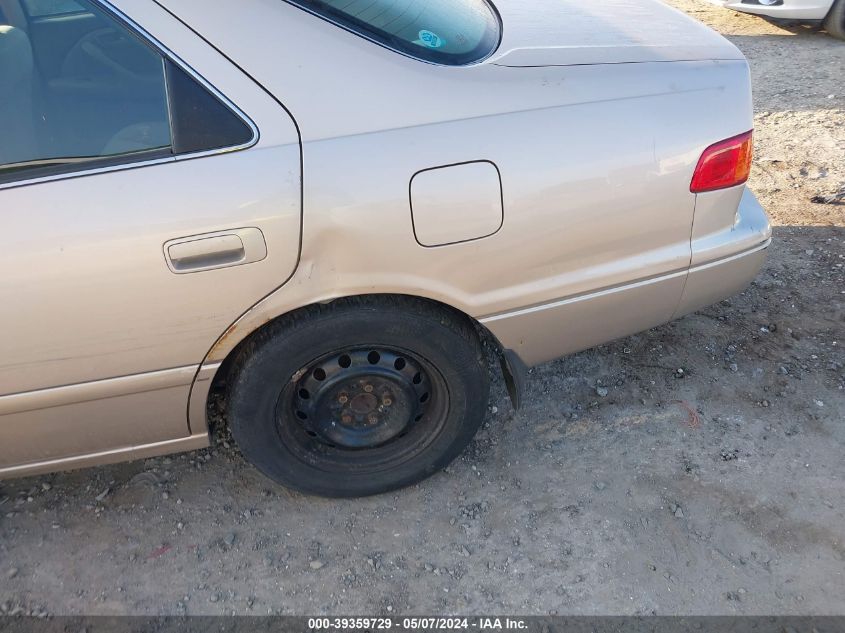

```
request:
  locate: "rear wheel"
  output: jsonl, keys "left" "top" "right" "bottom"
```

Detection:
{"left": 227, "top": 296, "right": 490, "bottom": 497}
{"left": 825, "top": 0, "right": 845, "bottom": 40}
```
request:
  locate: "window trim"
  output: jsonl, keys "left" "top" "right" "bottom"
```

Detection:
{"left": 283, "top": 0, "right": 503, "bottom": 67}
{"left": 0, "top": 0, "right": 259, "bottom": 191}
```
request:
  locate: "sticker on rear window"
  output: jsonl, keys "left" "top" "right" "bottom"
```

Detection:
{"left": 417, "top": 30, "right": 445, "bottom": 49}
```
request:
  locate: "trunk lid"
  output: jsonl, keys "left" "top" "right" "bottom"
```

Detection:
{"left": 489, "top": 0, "right": 744, "bottom": 67}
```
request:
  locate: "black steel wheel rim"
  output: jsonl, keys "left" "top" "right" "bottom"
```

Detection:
{"left": 275, "top": 346, "right": 450, "bottom": 472}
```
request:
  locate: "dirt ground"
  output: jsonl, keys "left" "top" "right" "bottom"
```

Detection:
{"left": 2, "top": 0, "right": 844, "bottom": 618}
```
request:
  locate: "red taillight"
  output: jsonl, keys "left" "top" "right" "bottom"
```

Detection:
{"left": 690, "top": 131, "right": 753, "bottom": 193}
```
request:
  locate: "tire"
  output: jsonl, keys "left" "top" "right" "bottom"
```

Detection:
{"left": 825, "top": 0, "right": 845, "bottom": 40}
{"left": 226, "top": 296, "right": 490, "bottom": 498}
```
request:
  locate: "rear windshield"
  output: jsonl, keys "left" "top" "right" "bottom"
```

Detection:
{"left": 284, "top": 0, "right": 501, "bottom": 66}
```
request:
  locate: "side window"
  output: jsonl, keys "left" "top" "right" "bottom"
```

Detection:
{"left": 0, "top": 0, "right": 254, "bottom": 185}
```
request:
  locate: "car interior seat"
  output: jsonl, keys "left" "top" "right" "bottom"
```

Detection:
{"left": 0, "top": 19, "right": 38, "bottom": 168}
{"left": 1, "top": 0, "right": 170, "bottom": 168}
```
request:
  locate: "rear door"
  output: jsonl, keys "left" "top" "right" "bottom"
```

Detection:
{"left": 0, "top": 0, "right": 301, "bottom": 469}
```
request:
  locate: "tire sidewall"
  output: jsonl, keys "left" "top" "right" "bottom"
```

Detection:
{"left": 825, "top": 0, "right": 845, "bottom": 39}
{"left": 228, "top": 304, "right": 488, "bottom": 497}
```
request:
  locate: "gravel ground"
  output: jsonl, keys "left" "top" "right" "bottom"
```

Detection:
{"left": 1, "top": 0, "right": 843, "bottom": 618}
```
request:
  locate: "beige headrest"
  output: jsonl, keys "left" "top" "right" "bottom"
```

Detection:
{"left": 0, "top": 25, "right": 33, "bottom": 86}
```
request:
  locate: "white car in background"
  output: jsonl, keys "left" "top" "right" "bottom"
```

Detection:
{"left": 711, "top": 0, "right": 845, "bottom": 38}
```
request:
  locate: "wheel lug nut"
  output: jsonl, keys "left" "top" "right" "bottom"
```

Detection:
{"left": 363, "top": 385, "right": 374, "bottom": 393}
{"left": 368, "top": 414, "right": 378, "bottom": 424}
{"left": 383, "top": 397, "right": 392, "bottom": 406}
{"left": 338, "top": 394, "right": 348, "bottom": 404}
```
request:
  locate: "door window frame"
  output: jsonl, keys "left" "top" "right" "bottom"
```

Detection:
{"left": 0, "top": 0, "right": 259, "bottom": 191}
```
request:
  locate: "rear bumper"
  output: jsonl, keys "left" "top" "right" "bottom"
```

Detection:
{"left": 482, "top": 189, "right": 771, "bottom": 368}
{"left": 675, "top": 188, "right": 771, "bottom": 318}
{"left": 674, "top": 239, "right": 770, "bottom": 319}
{"left": 709, "top": 0, "right": 833, "bottom": 20}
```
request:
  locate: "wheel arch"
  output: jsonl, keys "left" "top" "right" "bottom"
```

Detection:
{"left": 190, "top": 292, "right": 526, "bottom": 437}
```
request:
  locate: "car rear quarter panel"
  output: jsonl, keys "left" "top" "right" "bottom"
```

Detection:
{"left": 192, "top": 63, "right": 753, "bottom": 366}
{"left": 158, "top": 0, "right": 754, "bottom": 424}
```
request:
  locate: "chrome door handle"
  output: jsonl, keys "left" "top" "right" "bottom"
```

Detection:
{"left": 164, "top": 228, "right": 267, "bottom": 274}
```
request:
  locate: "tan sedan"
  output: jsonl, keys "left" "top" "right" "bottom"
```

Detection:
{"left": 0, "top": 0, "right": 771, "bottom": 496}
